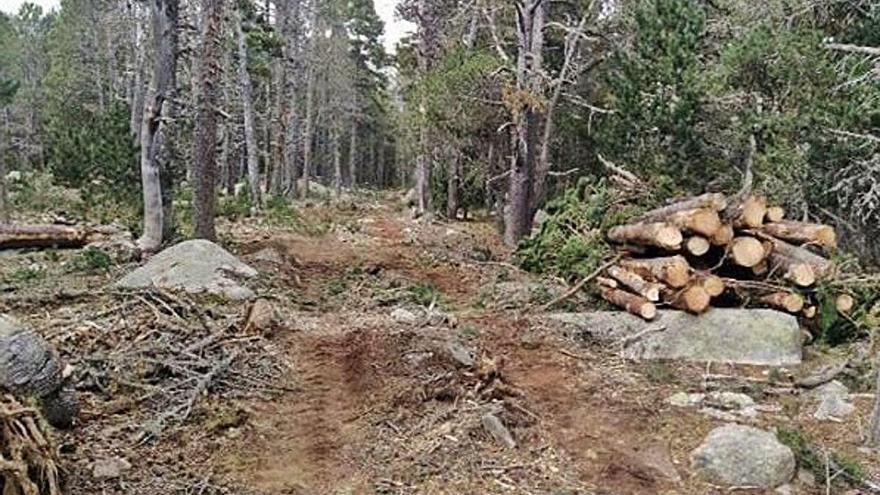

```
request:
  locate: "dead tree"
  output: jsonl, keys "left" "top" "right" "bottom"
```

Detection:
{"left": 138, "top": 0, "right": 179, "bottom": 252}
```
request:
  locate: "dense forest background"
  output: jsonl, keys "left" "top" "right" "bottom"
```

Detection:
{"left": 0, "top": 0, "right": 877, "bottom": 258}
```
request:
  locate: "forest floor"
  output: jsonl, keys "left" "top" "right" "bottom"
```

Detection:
{"left": 1, "top": 191, "right": 879, "bottom": 495}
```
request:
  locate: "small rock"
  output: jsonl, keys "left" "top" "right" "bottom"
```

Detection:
{"left": 706, "top": 392, "right": 755, "bottom": 411}
{"left": 249, "top": 247, "right": 285, "bottom": 265}
{"left": 481, "top": 413, "right": 516, "bottom": 449}
{"left": 691, "top": 424, "right": 795, "bottom": 489}
{"left": 667, "top": 392, "right": 705, "bottom": 408}
{"left": 391, "top": 308, "right": 419, "bottom": 325}
{"left": 808, "top": 380, "right": 855, "bottom": 420}
{"left": 92, "top": 457, "right": 132, "bottom": 480}
{"left": 444, "top": 341, "right": 476, "bottom": 368}
{"left": 243, "top": 298, "right": 279, "bottom": 334}
{"left": 775, "top": 484, "right": 794, "bottom": 495}
{"left": 797, "top": 469, "right": 816, "bottom": 487}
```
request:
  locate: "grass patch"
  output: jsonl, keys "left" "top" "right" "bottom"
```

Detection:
{"left": 68, "top": 247, "right": 113, "bottom": 273}
{"left": 776, "top": 426, "right": 867, "bottom": 488}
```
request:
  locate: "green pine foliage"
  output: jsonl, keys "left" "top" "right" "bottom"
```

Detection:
{"left": 44, "top": 101, "right": 139, "bottom": 207}
{"left": 516, "top": 178, "right": 639, "bottom": 281}
{"left": 597, "top": 0, "right": 710, "bottom": 196}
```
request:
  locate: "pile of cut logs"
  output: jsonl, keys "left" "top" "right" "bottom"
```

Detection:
{"left": 598, "top": 192, "right": 844, "bottom": 320}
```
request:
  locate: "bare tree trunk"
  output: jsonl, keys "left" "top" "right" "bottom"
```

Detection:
{"left": 193, "top": 0, "right": 225, "bottom": 240}
{"left": 0, "top": 114, "right": 7, "bottom": 223}
{"left": 413, "top": 0, "right": 442, "bottom": 217}
{"left": 234, "top": 8, "right": 261, "bottom": 208}
{"left": 504, "top": 0, "right": 545, "bottom": 246}
{"left": 447, "top": 153, "right": 460, "bottom": 220}
{"left": 348, "top": 122, "right": 357, "bottom": 189}
{"left": 130, "top": 6, "right": 147, "bottom": 142}
{"left": 872, "top": 358, "right": 880, "bottom": 446}
{"left": 300, "top": 66, "right": 317, "bottom": 199}
{"left": 332, "top": 128, "right": 342, "bottom": 198}
{"left": 138, "top": 0, "right": 179, "bottom": 252}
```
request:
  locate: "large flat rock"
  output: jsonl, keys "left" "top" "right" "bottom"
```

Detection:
{"left": 545, "top": 309, "right": 802, "bottom": 366}
{"left": 115, "top": 240, "right": 258, "bottom": 300}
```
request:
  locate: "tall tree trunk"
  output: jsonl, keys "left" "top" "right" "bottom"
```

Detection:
{"left": 348, "top": 122, "right": 357, "bottom": 189}
{"left": 504, "top": 0, "right": 545, "bottom": 246}
{"left": 332, "top": 128, "right": 342, "bottom": 198}
{"left": 0, "top": 109, "right": 7, "bottom": 223}
{"left": 234, "top": 8, "right": 262, "bottom": 208}
{"left": 300, "top": 65, "right": 317, "bottom": 199}
{"left": 413, "top": 0, "right": 442, "bottom": 217}
{"left": 138, "top": 0, "right": 179, "bottom": 252}
{"left": 872, "top": 358, "right": 880, "bottom": 446}
{"left": 447, "top": 153, "right": 460, "bottom": 220}
{"left": 193, "top": 0, "right": 225, "bottom": 240}
{"left": 130, "top": 6, "right": 147, "bottom": 143}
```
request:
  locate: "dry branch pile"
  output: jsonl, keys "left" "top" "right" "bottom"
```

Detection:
{"left": 43, "top": 290, "right": 291, "bottom": 442}
{"left": 0, "top": 394, "right": 61, "bottom": 495}
{"left": 598, "top": 192, "right": 845, "bottom": 320}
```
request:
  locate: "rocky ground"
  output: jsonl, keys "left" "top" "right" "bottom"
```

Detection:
{"left": 1, "top": 191, "right": 879, "bottom": 494}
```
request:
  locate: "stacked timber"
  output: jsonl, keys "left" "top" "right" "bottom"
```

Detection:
{"left": 598, "top": 192, "right": 849, "bottom": 320}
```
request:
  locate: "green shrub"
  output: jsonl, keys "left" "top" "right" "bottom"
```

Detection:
{"left": 516, "top": 178, "right": 638, "bottom": 281}
{"left": 68, "top": 247, "right": 112, "bottom": 273}
{"left": 777, "top": 426, "right": 866, "bottom": 488}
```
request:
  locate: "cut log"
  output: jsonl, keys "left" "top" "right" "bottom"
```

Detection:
{"left": 637, "top": 193, "right": 727, "bottom": 222}
{"left": 607, "top": 222, "right": 683, "bottom": 250}
{"left": 662, "top": 284, "right": 710, "bottom": 314}
{"left": 762, "top": 236, "right": 831, "bottom": 276}
{"left": 761, "top": 221, "right": 837, "bottom": 249}
{"left": 606, "top": 265, "right": 662, "bottom": 302}
{"left": 757, "top": 291, "right": 805, "bottom": 314}
{"left": 709, "top": 224, "right": 734, "bottom": 246}
{"left": 619, "top": 256, "right": 691, "bottom": 289}
{"left": 0, "top": 223, "right": 123, "bottom": 250}
{"left": 600, "top": 287, "right": 657, "bottom": 320}
{"left": 730, "top": 236, "right": 766, "bottom": 268}
{"left": 803, "top": 306, "right": 817, "bottom": 319}
{"left": 596, "top": 276, "right": 618, "bottom": 289}
{"left": 752, "top": 259, "right": 769, "bottom": 276}
{"left": 731, "top": 195, "right": 767, "bottom": 229}
{"left": 664, "top": 209, "right": 722, "bottom": 237}
{"left": 685, "top": 236, "right": 711, "bottom": 256}
{"left": 765, "top": 206, "right": 785, "bottom": 223}
{"left": 768, "top": 253, "right": 816, "bottom": 287}
{"left": 836, "top": 294, "right": 855, "bottom": 313}
{"left": 698, "top": 274, "right": 725, "bottom": 298}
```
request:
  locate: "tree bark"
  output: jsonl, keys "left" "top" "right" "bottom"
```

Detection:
{"left": 193, "top": 0, "right": 225, "bottom": 240}
{"left": 138, "top": 0, "right": 179, "bottom": 252}
{"left": 504, "top": 0, "right": 545, "bottom": 245}
{"left": 348, "top": 122, "right": 358, "bottom": 189}
{"left": 447, "top": 153, "right": 460, "bottom": 220}
{"left": 871, "top": 358, "right": 880, "bottom": 446}
{"left": 607, "top": 222, "right": 683, "bottom": 250}
{"left": 332, "top": 128, "right": 342, "bottom": 198}
{"left": 600, "top": 287, "right": 657, "bottom": 320}
{"left": 234, "top": 7, "right": 261, "bottom": 208}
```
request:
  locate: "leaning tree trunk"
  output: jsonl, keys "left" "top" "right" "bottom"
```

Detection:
{"left": 138, "top": 0, "right": 179, "bottom": 252}
{"left": 193, "top": 0, "right": 225, "bottom": 241}
{"left": 234, "top": 7, "right": 261, "bottom": 208}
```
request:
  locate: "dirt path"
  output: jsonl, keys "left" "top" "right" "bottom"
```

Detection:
{"left": 211, "top": 197, "right": 877, "bottom": 495}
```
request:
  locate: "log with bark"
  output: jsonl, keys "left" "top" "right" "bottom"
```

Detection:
{"left": 585, "top": 189, "right": 846, "bottom": 321}
{"left": 0, "top": 224, "right": 125, "bottom": 250}
{"left": 607, "top": 222, "right": 683, "bottom": 250}
{"left": 606, "top": 265, "right": 662, "bottom": 302}
{"left": 619, "top": 255, "right": 691, "bottom": 288}
{"left": 760, "top": 220, "right": 837, "bottom": 249}
{"left": 600, "top": 287, "right": 657, "bottom": 320}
